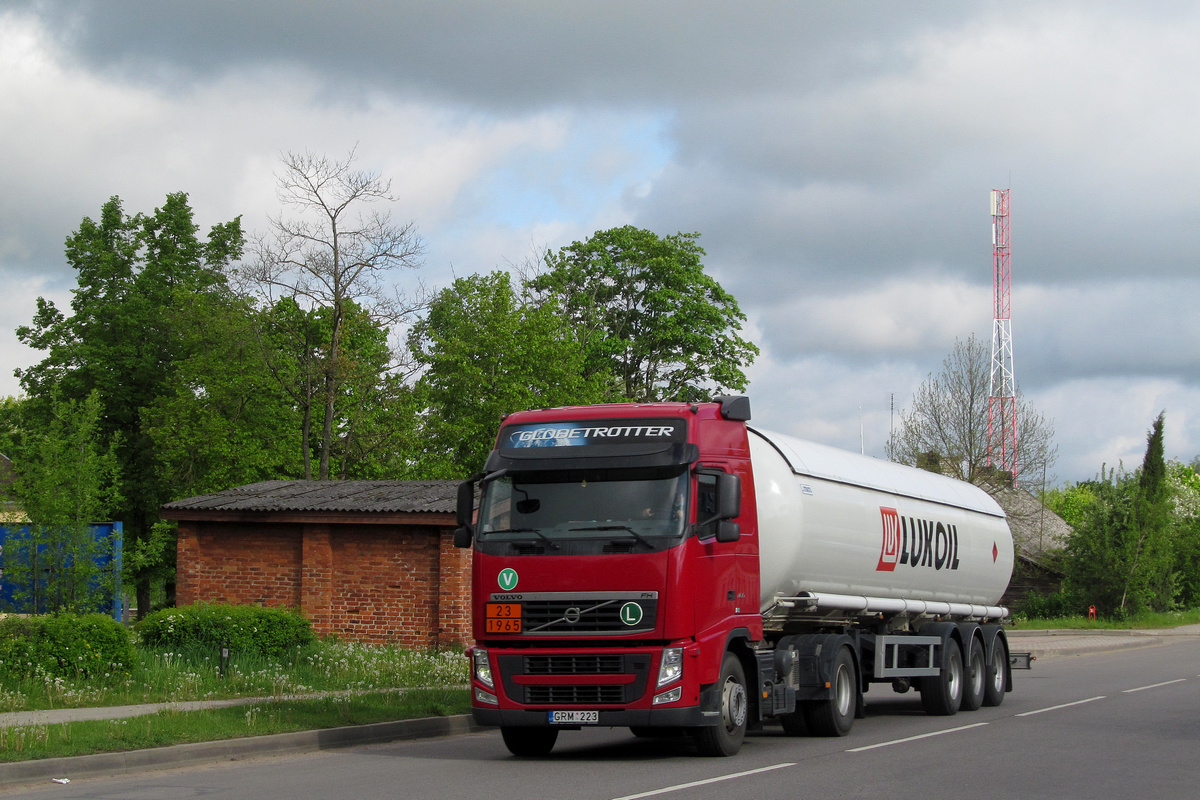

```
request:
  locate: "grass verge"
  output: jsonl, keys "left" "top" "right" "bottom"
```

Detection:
{"left": 1, "top": 641, "right": 467, "bottom": 712}
{"left": 0, "top": 688, "right": 470, "bottom": 763}
{"left": 1011, "top": 607, "right": 1200, "bottom": 630}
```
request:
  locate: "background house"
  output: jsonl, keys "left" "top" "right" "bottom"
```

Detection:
{"left": 162, "top": 480, "right": 471, "bottom": 647}
{"left": 993, "top": 487, "right": 1071, "bottom": 609}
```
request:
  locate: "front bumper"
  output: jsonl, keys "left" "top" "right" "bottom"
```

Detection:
{"left": 473, "top": 705, "right": 719, "bottom": 728}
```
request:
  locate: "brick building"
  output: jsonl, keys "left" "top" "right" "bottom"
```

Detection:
{"left": 162, "top": 480, "right": 472, "bottom": 647}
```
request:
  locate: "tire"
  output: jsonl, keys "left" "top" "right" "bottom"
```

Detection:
{"left": 500, "top": 726, "right": 559, "bottom": 757}
{"left": 961, "top": 637, "right": 986, "bottom": 712}
{"left": 983, "top": 636, "right": 1008, "bottom": 707}
{"left": 919, "top": 639, "right": 963, "bottom": 716}
{"left": 630, "top": 726, "right": 684, "bottom": 738}
{"left": 779, "top": 711, "right": 807, "bottom": 736}
{"left": 801, "top": 646, "right": 856, "bottom": 737}
{"left": 693, "top": 653, "right": 748, "bottom": 757}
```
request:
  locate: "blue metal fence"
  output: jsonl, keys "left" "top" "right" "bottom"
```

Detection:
{"left": 0, "top": 521, "right": 124, "bottom": 620}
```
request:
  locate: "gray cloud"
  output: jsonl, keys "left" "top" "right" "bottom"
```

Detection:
{"left": 4, "top": 1, "right": 1200, "bottom": 482}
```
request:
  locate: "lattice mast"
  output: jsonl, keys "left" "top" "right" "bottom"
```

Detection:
{"left": 987, "top": 188, "right": 1018, "bottom": 485}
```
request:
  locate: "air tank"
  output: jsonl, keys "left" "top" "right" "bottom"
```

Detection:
{"left": 749, "top": 427, "right": 1014, "bottom": 611}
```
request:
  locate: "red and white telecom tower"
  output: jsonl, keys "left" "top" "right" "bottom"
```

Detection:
{"left": 987, "top": 188, "right": 1018, "bottom": 484}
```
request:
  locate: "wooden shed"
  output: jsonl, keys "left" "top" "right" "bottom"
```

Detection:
{"left": 162, "top": 480, "right": 472, "bottom": 647}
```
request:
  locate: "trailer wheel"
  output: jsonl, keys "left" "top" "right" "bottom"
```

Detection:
{"left": 919, "top": 639, "right": 963, "bottom": 716}
{"left": 779, "top": 711, "right": 807, "bottom": 736}
{"left": 500, "top": 726, "right": 558, "bottom": 757}
{"left": 961, "top": 637, "right": 986, "bottom": 711}
{"left": 693, "top": 653, "right": 748, "bottom": 756}
{"left": 983, "top": 636, "right": 1008, "bottom": 707}
{"left": 801, "top": 646, "right": 856, "bottom": 737}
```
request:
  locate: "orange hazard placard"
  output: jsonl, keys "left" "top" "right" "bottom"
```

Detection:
{"left": 486, "top": 603, "right": 521, "bottom": 633}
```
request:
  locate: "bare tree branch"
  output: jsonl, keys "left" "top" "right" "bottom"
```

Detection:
{"left": 244, "top": 149, "right": 425, "bottom": 479}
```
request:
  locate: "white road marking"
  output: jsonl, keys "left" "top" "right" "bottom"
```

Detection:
{"left": 609, "top": 762, "right": 796, "bottom": 800}
{"left": 1123, "top": 679, "right": 1187, "bottom": 693}
{"left": 1016, "top": 696, "right": 1106, "bottom": 716}
{"left": 846, "top": 722, "right": 988, "bottom": 752}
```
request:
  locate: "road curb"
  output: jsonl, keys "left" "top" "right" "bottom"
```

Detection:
{"left": 1007, "top": 632, "right": 1171, "bottom": 660}
{"left": 0, "top": 714, "right": 482, "bottom": 790}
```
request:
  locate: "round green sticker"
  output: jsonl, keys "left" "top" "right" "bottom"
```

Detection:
{"left": 619, "top": 602, "right": 643, "bottom": 626}
{"left": 497, "top": 568, "right": 519, "bottom": 591}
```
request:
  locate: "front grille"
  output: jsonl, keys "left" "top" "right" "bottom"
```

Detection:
{"left": 526, "top": 685, "right": 626, "bottom": 705}
{"left": 523, "top": 599, "right": 657, "bottom": 633}
{"left": 497, "top": 653, "right": 652, "bottom": 706}
{"left": 525, "top": 655, "right": 624, "bottom": 674}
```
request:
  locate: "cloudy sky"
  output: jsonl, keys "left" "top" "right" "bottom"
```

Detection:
{"left": 3, "top": 1, "right": 1199, "bottom": 484}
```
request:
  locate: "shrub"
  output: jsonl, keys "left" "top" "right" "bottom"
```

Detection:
{"left": 1019, "top": 588, "right": 1080, "bottom": 620}
{"left": 137, "top": 603, "right": 315, "bottom": 657}
{"left": 0, "top": 613, "right": 136, "bottom": 678}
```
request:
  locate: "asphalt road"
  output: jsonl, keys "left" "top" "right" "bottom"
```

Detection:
{"left": 5, "top": 638, "right": 1198, "bottom": 800}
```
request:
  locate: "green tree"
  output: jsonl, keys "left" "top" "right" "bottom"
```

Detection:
{"left": 250, "top": 296, "right": 411, "bottom": 479}
{"left": 1042, "top": 482, "right": 1100, "bottom": 532}
{"left": 246, "top": 149, "right": 424, "bottom": 479}
{"left": 3, "top": 391, "right": 121, "bottom": 613}
{"left": 15, "top": 193, "right": 244, "bottom": 616}
{"left": 888, "top": 333, "right": 1057, "bottom": 488}
{"left": 142, "top": 288, "right": 301, "bottom": 497}
{"left": 1064, "top": 413, "right": 1177, "bottom": 617}
{"left": 408, "top": 271, "right": 612, "bottom": 477}
{"left": 1167, "top": 460, "right": 1200, "bottom": 607}
{"left": 527, "top": 226, "right": 758, "bottom": 402}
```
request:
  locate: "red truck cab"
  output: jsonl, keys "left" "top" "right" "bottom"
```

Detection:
{"left": 455, "top": 397, "right": 759, "bottom": 756}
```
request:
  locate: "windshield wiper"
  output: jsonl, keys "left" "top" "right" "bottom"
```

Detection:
{"left": 489, "top": 527, "right": 560, "bottom": 550}
{"left": 568, "top": 525, "right": 653, "bottom": 548}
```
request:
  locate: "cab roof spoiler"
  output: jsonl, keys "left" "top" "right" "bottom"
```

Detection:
{"left": 714, "top": 395, "right": 751, "bottom": 422}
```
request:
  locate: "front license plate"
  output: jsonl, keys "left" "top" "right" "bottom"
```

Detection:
{"left": 548, "top": 710, "right": 598, "bottom": 725}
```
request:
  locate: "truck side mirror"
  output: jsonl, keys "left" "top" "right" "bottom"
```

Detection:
{"left": 715, "top": 520, "right": 740, "bottom": 543}
{"left": 717, "top": 473, "right": 741, "bottom": 520}
{"left": 454, "top": 475, "right": 480, "bottom": 548}
{"left": 453, "top": 526, "right": 473, "bottom": 548}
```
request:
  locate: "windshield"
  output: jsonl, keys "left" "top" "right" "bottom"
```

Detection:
{"left": 478, "top": 469, "right": 688, "bottom": 542}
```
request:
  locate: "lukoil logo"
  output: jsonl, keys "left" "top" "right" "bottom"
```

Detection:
{"left": 876, "top": 506, "right": 961, "bottom": 572}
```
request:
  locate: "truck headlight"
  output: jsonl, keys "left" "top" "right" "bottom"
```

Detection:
{"left": 657, "top": 647, "right": 683, "bottom": 688}
{"left": 473, "top": 648, "right": 494, "bottom": 688}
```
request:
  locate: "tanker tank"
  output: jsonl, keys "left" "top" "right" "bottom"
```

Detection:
{"left": 749, "top": 427, "right": 1014, "bottom": 612}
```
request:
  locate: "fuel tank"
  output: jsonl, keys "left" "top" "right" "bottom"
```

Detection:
{"left": 749, "top": 428, "right": 1014, "bottom": 609}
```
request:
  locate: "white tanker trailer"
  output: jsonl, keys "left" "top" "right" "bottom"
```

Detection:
{"left": 743, "top": 426, "right": 1021, "bottom": 737}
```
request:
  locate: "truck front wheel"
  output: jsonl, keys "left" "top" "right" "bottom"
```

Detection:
{"left": 693, "top": 653, "right": 748, "bottom": 757}
{"left": 801, "top": 646, "right": 856, "bottom": 736}
{"left": 500, "top": 726, "right": 558, "bottom": 757}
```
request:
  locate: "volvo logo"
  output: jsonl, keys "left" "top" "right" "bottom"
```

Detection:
{"left": 564, "top": 607, "right": 581, "bottom": 624}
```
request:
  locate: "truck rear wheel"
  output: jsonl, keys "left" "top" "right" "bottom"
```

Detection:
{"left": 983, "top": 636, "right": 1008, "bottom": 707}
{"left": 500, "top": 726, "right": 558, "bottom": 757}
{"left": 693, "top": 653, "right": 747, "bottom": 757}
{"left": 962, "top": 637, "right": 986, "bottom": 711}
{"left": 919, "top": 639, "right": 963, "bottom": 716}
{"left": 801, "top": 646, "right": 856, "bottom": 737}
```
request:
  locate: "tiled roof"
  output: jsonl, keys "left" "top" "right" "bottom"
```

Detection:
{"left": 162, "top": 480, "right": 459, "bottom": 515}
{"left": 990, "top": 486, "right": 1072, "bottom": 566}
